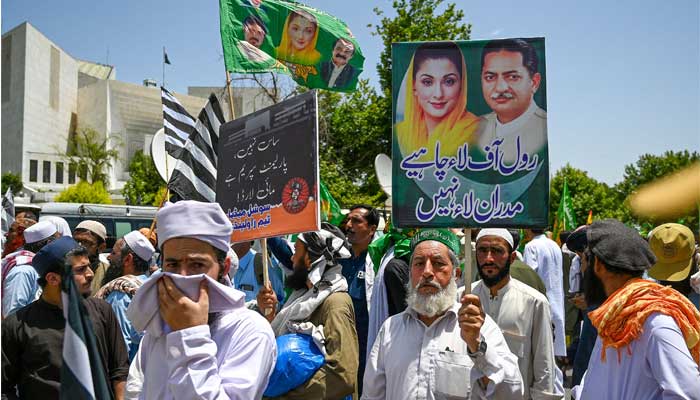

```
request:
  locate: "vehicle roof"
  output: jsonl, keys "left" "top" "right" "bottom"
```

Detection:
{"left": 40, "top": 202, "right": 157, "bottom": 218}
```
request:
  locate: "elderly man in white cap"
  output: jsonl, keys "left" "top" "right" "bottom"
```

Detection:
{"left": 2, "top": 220, "right": 60, "bottom": 317}
{"left": 95, "top": 230, "right": 155, "bottom": 361}
{"left": 472, "top": 228, "right": 562, "bottom": 400}
{"left": 125, "top": 201, "right": 276, "bottom": 400}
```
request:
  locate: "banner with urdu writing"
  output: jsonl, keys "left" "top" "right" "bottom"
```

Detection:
{"left": 391, "top": 38, "right": 548, "bottom": 228}
{"left": 217, "top": 90, "right": 320, "bottom": 242}
{"left": 220, "top": 0, "right": 364, "bottom": 92}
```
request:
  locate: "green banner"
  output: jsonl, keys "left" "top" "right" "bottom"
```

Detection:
{"left": 220, "top": 0, "right": 364, "bottom": 92}
{"left": 391, "top": 38, "right": 548, "bottom": 228}
{"left": 553, "top": 179, "right": 576, "bottom": 244}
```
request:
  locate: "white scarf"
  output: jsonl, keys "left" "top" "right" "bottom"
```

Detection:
{"left": 271, "top": 263, "right": 347, "bottom": 337}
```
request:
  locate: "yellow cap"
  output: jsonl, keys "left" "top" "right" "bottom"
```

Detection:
{"left": 648, "top": 223, "right": 695, "bottom": 281}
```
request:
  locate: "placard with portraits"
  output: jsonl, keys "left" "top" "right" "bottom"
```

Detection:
{"left": 391, "top": 38, "right": 548, "bottom": 228}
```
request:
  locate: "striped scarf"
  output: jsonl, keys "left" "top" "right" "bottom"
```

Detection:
{"left": 93, "top": 274, "right": 144, "bottom": 299}
{"left": 589, "top": 278, "right": 700, "bottom": 364}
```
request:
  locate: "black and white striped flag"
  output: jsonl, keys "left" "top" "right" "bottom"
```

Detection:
{"left": 163, "top": 90, "right": 225, "bottom": 202}
{"left": 60, "top": 259, "right": 112, "bottom": 399}
{"left": 161, "top": 87, "right": 196, "bottom": 159}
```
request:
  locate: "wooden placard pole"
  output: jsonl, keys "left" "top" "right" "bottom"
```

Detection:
{"left": 462, "top": 228, "right": 472, "bottom": 294}
{"left": 226, "top": 70, "right": 271, "bottom": 314}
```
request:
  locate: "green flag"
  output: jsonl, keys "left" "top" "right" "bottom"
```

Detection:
{"left": 319, "top": 180, "right": 344, "bottom": 225}
{"left": 552, "top": 179, "right": 577, "bottom": 245}
{"left": 219, "top": 0, "right": 365, "bottom": 92}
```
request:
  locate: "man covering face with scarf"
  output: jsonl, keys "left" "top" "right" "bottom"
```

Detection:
{"left": 573, "top": 219, "right": 700, "bottom": 399}
{"left": 257, "top": 222, "right": 359, "bottom": 399}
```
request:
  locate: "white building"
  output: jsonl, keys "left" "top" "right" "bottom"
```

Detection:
{"left": 1, "top": 22, "right": 274, "bottom": 201}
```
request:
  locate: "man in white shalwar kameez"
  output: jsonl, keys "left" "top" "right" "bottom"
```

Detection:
{"left": 472, "top": 229, "right": 563, "bottom": 400}
{"left": 523, "top": 229, "right": 566, "bottom": 357}
{"left": 125, "top": 201, "right": 276, "bottom": 400}
{"left": 362, "top": 229, "right": 523, "bottom": 400}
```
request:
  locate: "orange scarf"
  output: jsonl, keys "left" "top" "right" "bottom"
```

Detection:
{"left": 589, "top": 278, "right": 700, "bottom": 364}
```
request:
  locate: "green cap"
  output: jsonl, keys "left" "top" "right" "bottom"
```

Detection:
{"left": 410, "top": 229, "right": 460, "bottom": 255}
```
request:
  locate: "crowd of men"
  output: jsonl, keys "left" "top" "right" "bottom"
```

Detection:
{"left": 2, "top": 201, "right": 699, "bottom": 399}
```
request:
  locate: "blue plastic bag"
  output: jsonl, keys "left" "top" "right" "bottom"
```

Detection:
{"left": 263, "top": 333, "right": 325, "bottom": 397}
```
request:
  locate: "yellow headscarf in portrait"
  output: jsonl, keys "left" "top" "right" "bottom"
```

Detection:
{"left": 396, "top": 45, "right": 480, "bottom": 160}
{"left": 275, "top": 10, "right": 321, "bottom": 66}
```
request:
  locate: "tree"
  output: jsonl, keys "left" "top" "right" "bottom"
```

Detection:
{"left": 616, "top": 150, "right": 699, "bottom": 233}
{"left": 55, "top": 181, "right": 112, "bottom": 204}
{"left": 122, "top": 150, "right": 165, "bottom": 206}
{"left": 370, "top": 0, "right": 471, "bottom": 94}
{"left": 1, "top": 172, "right": 23, "bottom": 195}
{"left": 59, "top": 127, "right": 120, "bottom": 187}
{"left": 549, "top": 164, "right": 623, "bottom": 228}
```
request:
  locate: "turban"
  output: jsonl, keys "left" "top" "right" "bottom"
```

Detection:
{"left": 157, "top": 201, "right": 232, "bottom": 253}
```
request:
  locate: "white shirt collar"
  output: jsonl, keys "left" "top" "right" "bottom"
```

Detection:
{"left": 494, "top": 99, "right": 538, "bottom": 137}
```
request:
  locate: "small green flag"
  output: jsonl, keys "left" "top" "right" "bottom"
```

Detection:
{"left": 552, "top": 179, "right": 577, "bottom": 245}
{"left": 319, "top": 181, "right": 344, "bottom": 225}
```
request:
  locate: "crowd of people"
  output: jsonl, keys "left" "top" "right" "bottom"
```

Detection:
{"left": 1, "top": 201, "right": 699, "bottom": 399}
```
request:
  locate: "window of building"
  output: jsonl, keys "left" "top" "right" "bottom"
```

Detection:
{"left": 56, "top": 162, "right": 64, "bottom": 184}
{"left": 50, "top": 46, "right": 60, "bottom": 110}
{"left": 68, "top": 162, "right": 76, "bottom": 184}
{"left": 2, "top": 36, "right": 11, "bottom": 103}
{"left": 29, "top": 160, "right": 38, "bottom": 182}
{"left": 43, "top": 161, "right": 51, "bottom": 183}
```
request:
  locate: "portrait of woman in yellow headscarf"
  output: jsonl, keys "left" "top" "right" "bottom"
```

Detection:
{"left": 396, "top": 42, "right": 480, "bottom": 159}
{"left": 275, "top": 9, "right": 321, "bottom": 66}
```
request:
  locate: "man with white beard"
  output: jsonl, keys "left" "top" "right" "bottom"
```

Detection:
{"left": 362, "top": 229, "right": 523, "bottom": 400}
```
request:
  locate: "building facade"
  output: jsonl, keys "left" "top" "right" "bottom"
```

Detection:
{"left": 2, "top": 22, "right": 274, "bottom": 201}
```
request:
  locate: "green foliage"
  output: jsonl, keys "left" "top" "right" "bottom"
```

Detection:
{"left": 60, "top": 127, "right": 120, "bottom": 187}
{"left": 1, "top": 172, "right": 23, "bottom": 195}
{"left": 549, "top": 150, "right": 700, "bottom": 233}
{"left": 616, "top": 150, "right": 699, "bottom": 233}
{"left": 55, "top": 181, "right": 112, "bottom": 204}
{"left": 370, "top": 0, "right": 471, "bottom": 94}
{"left": 122, "top": 150, "right": 166, "bottom": 206}
{"left": 549, "top": 165, "right": 623, "bottom": 228}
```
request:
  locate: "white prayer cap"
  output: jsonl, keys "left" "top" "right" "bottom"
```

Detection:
{"left": 24, "top": 220, "right": 58, "bottom": 244}
{"left": 40, "top": 216, "right": 72, "bottom": 237}
{"left": 476, "top": 228, "right": 514, "bottom": 250}
{"left": 156, "top": 201, "right": 232, "bottom": 253}
{"left": 123, "top": 230, "right": 155, "bottom": 262}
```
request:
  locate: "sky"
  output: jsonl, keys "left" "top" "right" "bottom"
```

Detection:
{"left": 3, "top": 0, "right": 699, "bottom": 186}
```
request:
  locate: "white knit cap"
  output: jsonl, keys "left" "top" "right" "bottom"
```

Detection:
{"left": 475, "top": 228, "right": 514, "bottom": 250}
{"left": 24, "top": 220, "right": 58, "bottom": 244}
{"left": 157, "top": 201, "right": 232, "bottom": 253}
{"left": 123, "top": 231, "right": 155, "bottom": 262}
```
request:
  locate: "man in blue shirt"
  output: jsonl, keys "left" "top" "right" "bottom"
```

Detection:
{"left": 2, "top": 220, "right": 59, "bottom": 317}
{"left": 339, "top": 204, "right": 378, "bottom": 394}
{"left": 232, "top": 240, "right": 285, "bottom": 307}
{"left": 95, "top": 230, "right": 155, "bottom": 361}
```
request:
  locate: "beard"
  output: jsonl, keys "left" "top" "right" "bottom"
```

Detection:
{"left": 102, "top": 257, "right": 124, "bottom": 287}
{"left": 582, "top": 255, "right": 607, "bottom": 307}
{"left": 286, "top": 263, "right": 310, "bottom": 291}
{"left": 405, "top": 278, "right": 458, "bottom": 318}
{"left": 477, "top": 258, "right": 511, "bottom": 288}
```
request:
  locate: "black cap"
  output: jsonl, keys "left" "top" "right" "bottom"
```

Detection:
{"left": 566, "top": 225, "right": 588, "bottom": 253}
{"left": 587, "top": 219, "right": 656, "bottom": 271}
{"left": 33, "top": 236, "right": 80, "bottom": 276}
